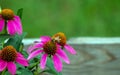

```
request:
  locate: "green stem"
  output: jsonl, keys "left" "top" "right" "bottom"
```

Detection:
{"left": 28, "top": 60, "right": 40, "bottom": 70}
{"left": 27, "top": 58, "right": 40, "bottom": 75}
{"left": 1, "top": 69, "right": 6, "bottom": 75}
{"left": 1, "top": 41, "right": 4, "bottom": 48}
{"left": 19, "top": 43, "right": 24, "bottom": 52}
{"left": 4, "top": 21, "right": 8, "bottom": 34}
{"left": 34, "top": 65, "right": 39, "bottom": 75}
{"left": 0, "top": 40, "right": 5, "bottom": 49}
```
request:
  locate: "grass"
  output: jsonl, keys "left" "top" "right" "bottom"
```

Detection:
{"left": 1, "top": 0, "right": 120, "bottom": 38}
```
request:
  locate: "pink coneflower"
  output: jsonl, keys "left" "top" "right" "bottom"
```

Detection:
{"left": 27, "top": 36, "right": 70, "bottom": 72}
{"left": 52, "top": 32, "right": 76, "bottom": 55}
{"left": 0, "top": 46, "right": 28, "bottom": 75}
{"left": 0, "top": 9, "right": 22, "bottom": 35}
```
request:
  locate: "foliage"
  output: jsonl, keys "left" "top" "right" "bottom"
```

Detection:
{"left": 1, "top": 0, "right": 120, "bottom": 37}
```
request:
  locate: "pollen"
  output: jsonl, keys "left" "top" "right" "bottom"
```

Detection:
{"left": 52, "top": 32, "right": 66, "bottom": 47}
{"left": 1, "top": 9, "right": 14, "bottom": 20}
{"left": 43, "top": 41, "right": 57, "bottom": 55}
{"left": 0, "top": 45, "right": 17, "bottom": 62}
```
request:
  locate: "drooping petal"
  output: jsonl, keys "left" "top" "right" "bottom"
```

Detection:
{"left": 64, "top": 44, "right": 76, "bottom": 55}
{"left": 17, "top": 52, "right": 24, "bottom": 58}
{"left": 7, "top": 20, "right": 16, "bottom": 35}
{"left": 40, "top": 54, "right": 48, "bottom": 69}
{"left": 27, "top": 43, "right": 43, "bottom": 54}
{"left": 0, "top": 59, "right": 7, "bottom": 71}
{"left": 52, "top": 55, "right": 62, "bottom": 72}
{"left": 7, "top": 62, "right": 16, "bottom": 75}
{"left": 33, "top": 43, "right": 44, "bottom": 49}
{"left": 14, "top": 16, "right": 22, "bottom": 35}
{"left": 16, "top": 53, "right": 28, "bottom": 66}
{"left": 27, "top": 50, "right": 43, "bottom": 60}
{"left": 0, "top": 19, "right": 5, "bottom": 32}
{"left": 57, "top": 48, "right": 70, "bottom": 64}
{"left": 40, "top": 36, "right": 51, "bottom": 43}
{"left": 27, "top": 45, "right": 34, "bottom": 54}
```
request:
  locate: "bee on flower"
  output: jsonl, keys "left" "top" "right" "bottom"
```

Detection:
{"left": 52, "top": 32, "right": 76, "bottom": 55}
{"left": 27, "top": 36, "right": 70, "bottom": 72}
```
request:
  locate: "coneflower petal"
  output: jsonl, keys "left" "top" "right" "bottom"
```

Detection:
{"left": 7, "top": 20, "right": 16, "bottom": 35}
{"left": 53, "top": 55, "right": 62, "bottom": 72}
{"left": 40, "top": 54, "right": 48, "bottom": 69}
{"left": 16, "top": 53, "right": 28, "bottom": 66}
{"left": 64, "top": 44, "right": 76, "bottom": 55}
{"left": 14, "top": 16, "right": 22, "bottom": 35}
{"left": 0, "top": 59, "right": 7, "bottom": 71}
{"left": 0, "top": 18, "right": 4, "bottom": 32}
{"left": 57, "top": 48, "right": 70, "bottom": 64}
{"left": 7, "top": 62, "right": 16, "bottom": 75}
{"left": 27, "top": 50, "right": 43, "bottom": 60}
{"left": 40, "top": 36, "right": 51, "bottom": 43}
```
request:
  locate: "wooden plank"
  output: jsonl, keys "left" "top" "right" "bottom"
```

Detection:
{"left": 23, "top": 37, "right": 120, "bottom": 45}
{"left": 24, "top": 38, "right": 120, "bottom": 75}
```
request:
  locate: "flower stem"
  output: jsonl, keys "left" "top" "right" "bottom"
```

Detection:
{"left": 27, "top": 58, "right": 41, "bottom": 75}
{"left": 33, "top": 65, "right": 39, "bottom": 75}
{"left": 4, "top": 21, "right": 8, "bottom": 34}
{"left": 28, "top": 60, "right": 40, "bottom": 70}
{"left": 1, "top": 69, "right": 6, "bottom": 75}
{"left": 19, "top": 43, "right": 24, "bottom": 53}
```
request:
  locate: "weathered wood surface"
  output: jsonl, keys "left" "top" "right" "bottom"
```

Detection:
{"left": 24, "top": 38, "right": 120, "bottom": 75}
{"left": 61, "top": 44, "right": 120, "bottom": 75}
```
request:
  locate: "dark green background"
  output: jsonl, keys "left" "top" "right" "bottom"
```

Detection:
{"left": 0, "top": 0, "right": 120, "bottom": 38}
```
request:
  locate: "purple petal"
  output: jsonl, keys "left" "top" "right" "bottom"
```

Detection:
{"left": 7, "top": 62, "right": 16, "bottom": 75}
{"left": 52, "top": 55, "right": 62, "bottom": 72}
{"left": 64, "top": 44, "right": 76, "bottom": 55}
{"left": 27, "top": 50, "right": 43, "bottom": 60}
{"left": 17, "top": 52, "right": 24, "bottom": 58}
{"left": 40, "top": 54, "right": 48, "bottom": 69}
{"left": 0, "top": 19, "right": 5, "bottom": 32}
{"left": 33, "top": 43, "right": 44, "bottom": 49}
{"left": 57, "top": 48, "right": 70, "bottom": 64}
{"left": 27, "top": 43, "right": 43, "bottom": 54}
{"left": 14, "top": 16, "right": 22, "bottom": 35}
{"left": 7, "top": 20, "right": 16, "bottom": 35}
{"left": 27, "top": 45, "right": 34, "bottom": 54}
{"left": 40, "top": 36, "right": 51, "bottom": 43}
{"left": 0, "top": 59, "right": 7, "bottom": 71}
{"left": 16, "top": 53, "right": 28, "bottom": 66}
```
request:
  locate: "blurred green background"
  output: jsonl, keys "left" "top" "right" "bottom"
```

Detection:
{"left": 0, "top": 0, "right": 120, "bottom": 38}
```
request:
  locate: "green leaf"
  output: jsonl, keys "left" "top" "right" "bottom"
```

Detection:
{"left": 17, "top": 68, "right": 33, "bottom": 75}
{"left": 3, "top": 33, "right": 27, "bottom": 51}
{"left": 0, "top": 34, "right": 11, "bottom": 43}
{"left": 0, "top": 34, "right": 11, "bottom": 49}
{"left": 46, "top": 57, "right": 62, "bottom": 75}
{"left": 22, "top": 50, "right": 28, "bottom": 58}
{"left": 16, "top": 63, "right": 33, "bottom": 75}
{"left": 5, "top": 71, "right": 10, "bottom": 75}
{"left": 17, "top": 8, "right": 23, "bottom": 19}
